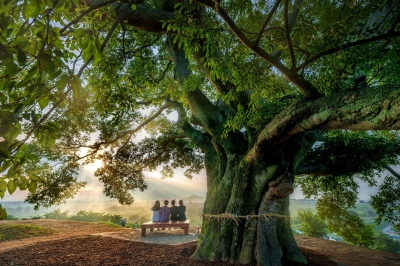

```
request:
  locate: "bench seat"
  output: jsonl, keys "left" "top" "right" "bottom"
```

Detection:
{"left": 141, "top": 220, "right": 190, "bottom": 237}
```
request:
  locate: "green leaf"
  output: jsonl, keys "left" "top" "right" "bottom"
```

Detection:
{"left": 19, "top": 178, "right": 29, "bottom": 190}
{"left": 0, "top": 16, "right": 11, "bottom": 31}
{"left": 71, "top": 75, "right": 81, "bottom": 99}
{"left": 29, "top": 174, "right": 42, "bottom": 183}
{"left": 27, "top": 38, "right": 39, "bottom": 55}
{"left": 38, "top": 95, "right": 50, "bottom": 110}
{"left": 18, "top": 49, "right": 26, "bottom": 66}
{"left": 7, "top": 179, "right": 16, "bottom": 194}
{"left": 23, "top": 0, "right": 41, "bottom": 20}
{"left": 75, "top": 28, "right": 86, "bottom": 38}
{"left": 39, "top": 53, "right": 56, "bottom": 75}
{"left": 3, "top": 58, "right": 20, "bottom": 77}
{"left": 56, "top": 74, "right": 68, "bottom": 91}
{"left": 6, "top": 166, "right": 16, "bottom": 178}
{"left": 28, "top": 180, "right": 37, "bottom": 193}
{"left": 0, "top": 180, "right": 7, "bottom": 193}
{"left": 0, "top": 148, "right": 10, "bottom": 159}
{"left": 12, "top": 152, "right": 25, "bottom": 159}
{"left": 26, "top": 153, "right": 39, "bottom": 161}
{"left": 25, "top": 168, "right": 37, "bottom": 174}
{"left": 0, "top": 43, "right": 12, "bottom": 60}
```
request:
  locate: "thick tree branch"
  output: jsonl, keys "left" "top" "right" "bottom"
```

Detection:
{"left": 166, "top": 34, "right": 247, "bottom": 153}
{"left": 167, "top": 99, "right": 210, "bottom": 150}
{"left": 295, "top": 161, "right": 330, "bottom": 176}
{"left": 124, "top": 4, "right": 176, "bottom": 32}
{"left": 195, "top": 0, "right": 314, "bottom": 96}
{"left": 85, "top": 0, "right": 175, "bottom": 33}
{"left": 192, "top": 49, "right": 249, "bottom": 112}
{"left": 288, "top": 0, "right": 302, "bottom": 28}
{"left": 246, "top": 84, "right": 400, "bottom": 160}
{"left": 386, "top": 166, "right": 400, "bottom": 181}
{"left": 100, "top": 0, "right": 136, "bottom": 52}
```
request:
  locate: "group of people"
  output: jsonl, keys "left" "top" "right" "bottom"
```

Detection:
{"left": 151, "top": 199, "right": 186, "bottom": 222}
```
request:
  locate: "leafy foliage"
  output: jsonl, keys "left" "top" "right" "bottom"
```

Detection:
{"left": 373, "top": 233, "right": 400, "bottom": 255}
{"left": 371, "top": 175, "right": 400, "bottom": 232}
{"left": 43, "top": 208, "right": 124, "bottom": 226}
{"left": 316, "top": 193, "right": 376, "bottom": 247}
{"left": 297, "top": 209, "right": 327, "bottom": 238}
{"left": 0, "top": 204, "right": 7, "bottom": 220}
{"left": 42, "top": 208, "right": 70, "bottom": 220}
{"left": 0, "top": 2, "right": 400, "bottom": 259}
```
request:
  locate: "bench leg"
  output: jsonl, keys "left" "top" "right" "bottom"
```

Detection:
{"left": 141, "top": 227, "right": 146, "bottom": 237}
{"left": 184, "top": 226, "right": 189, "bottom": 235}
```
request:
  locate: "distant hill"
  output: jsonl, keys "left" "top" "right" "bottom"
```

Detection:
{"left": 181, "top": 195, "right": 206, "bottom": 203}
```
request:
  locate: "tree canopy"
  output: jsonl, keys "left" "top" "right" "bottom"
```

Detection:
{"left": 1, "top": 0, "right": 400, "bottom": 264}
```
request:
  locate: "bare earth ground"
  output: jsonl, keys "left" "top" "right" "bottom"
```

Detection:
{"left": 0, "top": 220, "right": 400, "bottom": 266}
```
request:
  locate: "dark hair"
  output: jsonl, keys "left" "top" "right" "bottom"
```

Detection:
{"left": 171, "top": 200, "right": 175, "bottom": 206}
{"left": 164, "top": 200, "right": 169, "bottom": 206}
{"left": 179, "top": 200, "right": 184, "bottom": 206}
{"left": 152, "top": 200, "right": 161, "bottom": 211}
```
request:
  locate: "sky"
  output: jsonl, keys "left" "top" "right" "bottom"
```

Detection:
{"left": 1, "top": 161, "right": 208, "bottom": 202}
{"left": 2, "top": 158, "right": 389, "bottom": 203}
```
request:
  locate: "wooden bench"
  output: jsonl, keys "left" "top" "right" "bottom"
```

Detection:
{"left": 141, "top": 220, "right": 190, "bottom": 237}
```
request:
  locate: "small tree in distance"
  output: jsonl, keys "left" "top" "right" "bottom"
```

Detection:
{"left": 0, "top": 204, "right": 8, "bottom": 220}
{"left": 373, "top": 233, "right": 400, "bottom": 255}
{"left": 297, "top": 209, "right": 327, "bottom": 239}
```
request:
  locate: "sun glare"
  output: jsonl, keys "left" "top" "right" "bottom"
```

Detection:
{"left": 83, "top": 159, "right": 104, "bottom": 172}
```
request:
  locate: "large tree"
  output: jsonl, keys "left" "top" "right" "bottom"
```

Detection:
{"left": 1, "top": 0, "right": 400, "bottom": 265}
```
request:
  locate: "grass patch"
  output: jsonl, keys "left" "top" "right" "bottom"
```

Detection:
{"left": 0, "top": 224, "right": 58, "bottom": 242}
{"left": 94, "top": 221, "right": 121, "bottom": 228}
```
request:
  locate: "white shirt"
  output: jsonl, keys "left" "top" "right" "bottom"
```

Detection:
{"left": 151, "top": 209, "right": 160, "bottom": 222}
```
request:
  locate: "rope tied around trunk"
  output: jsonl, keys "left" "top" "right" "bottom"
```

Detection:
{"left": 202, "top": 213, "right": 289, "bottom": 226}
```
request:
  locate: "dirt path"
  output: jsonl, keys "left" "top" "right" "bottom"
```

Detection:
{"left": 295, "top": 235, "right": 400, "bottom": 266}
{"left": 1, "top": 220, "right": 400, "bottom": 266}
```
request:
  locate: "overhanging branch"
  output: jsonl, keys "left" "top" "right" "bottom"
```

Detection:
{"left": 246, "top": 84, "right": 400, "bottom": 160}
{"left": 194, "top": 0, "right": 314, "bottom": 95}
{"left": 386, "top": 166, "right": 400, "bottom": 181}
{"left": 298, "top": 30, "right": 400, "bottom": 71}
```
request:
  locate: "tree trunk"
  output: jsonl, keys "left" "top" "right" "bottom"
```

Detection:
{"left": 192, "top": 143, "right": 308, "bottom": 265}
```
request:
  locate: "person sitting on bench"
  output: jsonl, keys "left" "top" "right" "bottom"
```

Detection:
{"left": 177, "top": 200, "right": 186, "bottom": 221}
{"left": 151, "top": 200, "right": 160, "bottom": 222}
{"left": 159, "top": 200, "right": 170, "bottom": 222}
{"left": 170, "top": 200, "right": 179, "bottom": 221}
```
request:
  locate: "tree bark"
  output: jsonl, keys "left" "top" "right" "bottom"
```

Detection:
{"left": 191, "top": 133, "right": 315, "bottom": 265}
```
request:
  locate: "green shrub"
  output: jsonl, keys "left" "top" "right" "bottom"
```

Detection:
{"left": 298, "top": 209, "right": 327, "bottom": 238}
{"left": 0, "top": 204, "right": 7, "bottom": 220}
{"left": 95, "top": 221, "right": 121, "bottom": 228}
{"left": 373, "top": 233, "right": 400, "bottom": 255}
{"left": 69, "top": 210, "right": 110, "bottom": 222}
{"left": 126, "top": 221, "right": 140, "bottom": 228}
{"left": 43, "top": 209, "right": 70, "bottom": 220}
{"left": 6, "top": 214, "right": 19, "bottom": 220}
{"left": 109, "top": 214, "right": 123, "bottom": 225}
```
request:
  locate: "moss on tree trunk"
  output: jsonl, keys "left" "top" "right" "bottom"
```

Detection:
{"left": 192, "top": 146, "right": 307, "bottom": 265}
